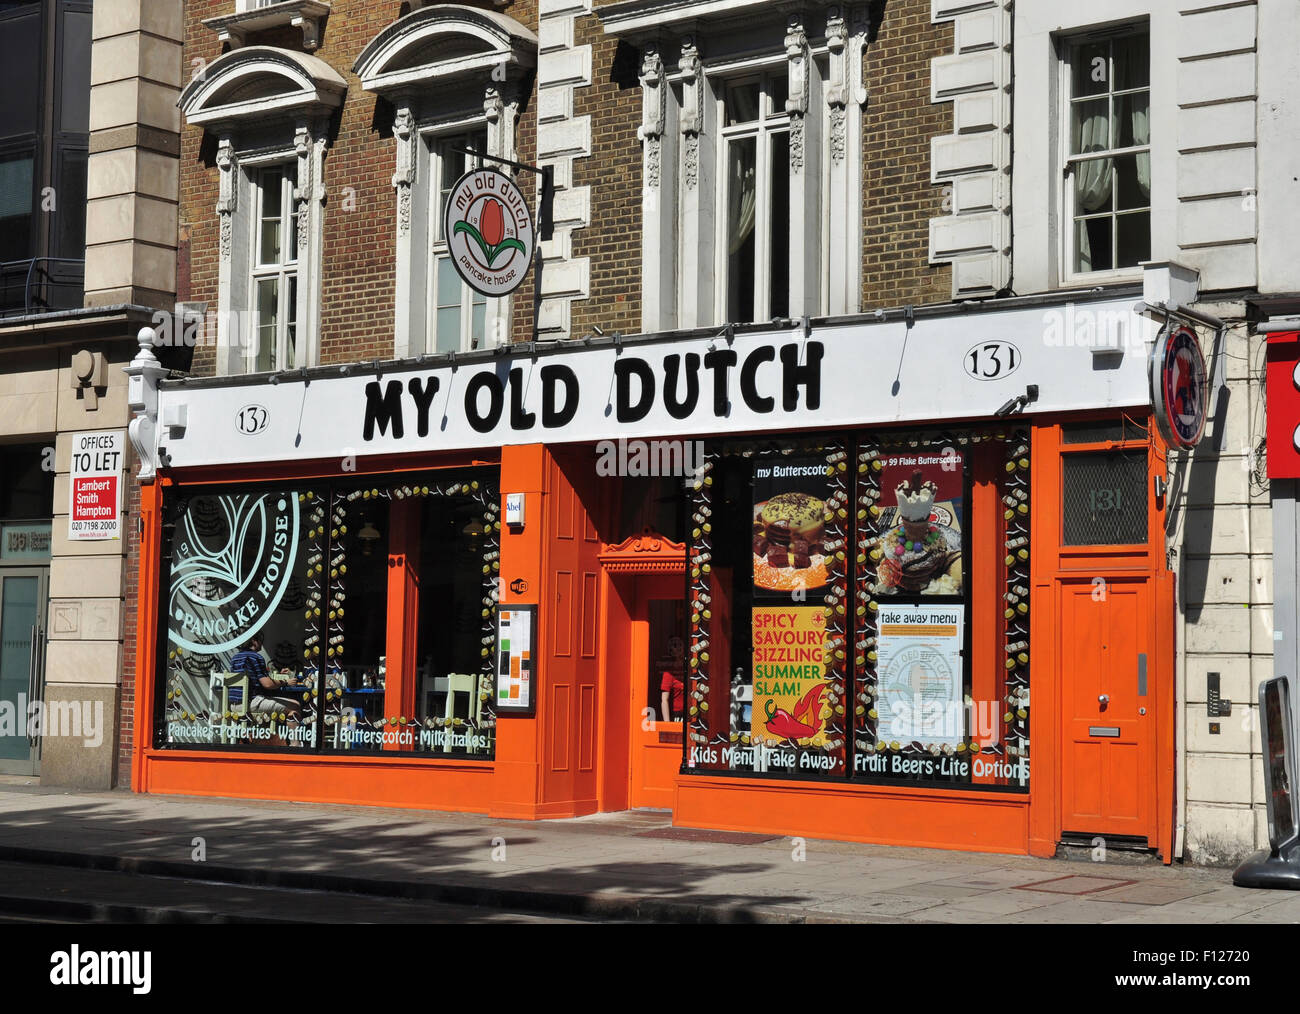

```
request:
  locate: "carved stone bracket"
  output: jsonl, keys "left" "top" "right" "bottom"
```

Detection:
{"left": 850, "top": 5, "right": 870, "bottom": 107}
{"left": 679, "top": 37, "right": 702, "bottom": 190}
{"left": 392, "top": 106, "right": 416, "bottom": 235}
{"left": 484, "top": 85, "right": 521, "bottom": 171}
{"left": 216, "top": 137, "right": 238, "bottom": 261}
{"left": 825, "top": 7, "right": 847, "bottom": 165}
{"left": 785, "top": 15, "right": 809, "bottom": 173}
{"left": 639, "top": 45, "right": 667, "bottom": 188}
{"left": 294, "top": 124, "right": 313, "bottom": 253}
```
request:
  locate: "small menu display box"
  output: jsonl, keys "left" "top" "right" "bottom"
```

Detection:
{"left": 496, "top": 604, "right": 537, "bottom": 714}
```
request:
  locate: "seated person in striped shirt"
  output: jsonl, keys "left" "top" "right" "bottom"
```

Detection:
{"left": 231, "top": 635, "right": 303, "bottom": 743}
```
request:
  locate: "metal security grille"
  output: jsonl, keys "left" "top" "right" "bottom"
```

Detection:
{"left": 1061, "top": 419, "right": 1149, "bottom": 444}
{"left": 1062, "top": 450, "right": 1148, "bottom": 545}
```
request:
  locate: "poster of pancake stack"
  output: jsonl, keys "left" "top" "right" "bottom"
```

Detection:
{"left": 751, "top": 456, "right": 833, "bottom": 602}
{"left": 876, "top": 452, "right": 966, "bottom": 598}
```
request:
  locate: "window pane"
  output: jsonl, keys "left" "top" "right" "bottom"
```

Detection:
{"left": 1073, "top": 156, "right": 1113, "bottom": 214}
{"left": 471, "top": 301, "right": 486, "bottom": 347}
{"left": 1062, "top": 450, "right": 1148, "bottom": 545}
{"left": 768, "top": 74, "right": 788, "bottom": 116}
{"left": 1114, "top": 152, "right": 1150, "bottom": 210}
{"left": 256, "top": 277, "right": 278, "bottom": 371}
{"left": 413, "top": 480, "right": 500, "bottom": 758}
{"left": 1070, "top": 99, "right": 1109, "bottom": 156}
{"left": 436, "top": 308, "right": 461, "bottom": 352}
{"left": 286, "top": 201, "right": 299, "bottom": 264}
{"left": 1114, "top": 90, "right": 1150, "bottom": 148}
{"left": 54, "top": 147, "right": 87, "bottom": 261}
{"left": 725, "top": 81, "right": 761, "bottom": 125}
{"left": 157, "top": 488, "right": 323, "bottom": 752}
{"left": 1071, "top": 40, "right": 1110, "bottom": 98}
{"left": 726, "top": 136, "right": 756, "bottom": 322}
{"left": 1115, "top": 211, "right": 1150, "bottom": 268}
{"left": 1075, "top": 216, "right": 1113, "bottom": 273}
{"left": 1113, "top": 34, "right": 1150, "bottom": 90}
{"left": 0, "top": 7, "right": 41, "bottom": 138}
{"left": 436, "top": 256, "right": 461, "bottom": 307}
{"left": 769, "top": 131, "right": 790, "bottom": 320}
{"left": 323, "top": 489, "right": 391, "bottom": 753}
{"left": 284, "top": 273, "right": 297, "bottom": 369}
{"left": 57, "top": 8, "right": 92, "bottom": 135}
{"left": 0, "top": 151, "right": 34, "bottom": 262}
{"left": 259, "top": 170, "right": 282, "bottom": 265}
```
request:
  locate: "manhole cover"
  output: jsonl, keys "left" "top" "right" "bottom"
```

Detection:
{"left": 1015, "top": 875, "right": 1138, "bottom": 895}
{"left": 638, "top": 828, "right": 780, "bottom": 845}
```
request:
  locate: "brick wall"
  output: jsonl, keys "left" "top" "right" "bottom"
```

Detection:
{"left": 118, "top": 463, "right": 142, "bottom": 786}
{"left": 569, "top": 16, "right": 640, "bottom": 340}
{"left": 861, "top": 1, "right": 953, "bottom": 308}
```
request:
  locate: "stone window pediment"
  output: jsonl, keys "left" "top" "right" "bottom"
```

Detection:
{"left": 353, "top": 4, "right": 538, "bottom": 98}
{"left": 178, "top": 46, "right": 345, "bottom": 130}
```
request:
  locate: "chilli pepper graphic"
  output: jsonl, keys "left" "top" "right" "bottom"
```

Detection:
{"left": 454, "top": 196, "right": 527, "bottom": 267}
{"left": 763, "top": 682, "right": 827, "bottom": 741}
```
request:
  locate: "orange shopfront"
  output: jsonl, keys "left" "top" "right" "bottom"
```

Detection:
{"left": 127, "top": 294, "right": 1179, "bottom": 860}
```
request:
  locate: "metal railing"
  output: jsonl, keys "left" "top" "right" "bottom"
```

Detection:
{"left": 0, "top": 257, "right": 85, "bottom": 318}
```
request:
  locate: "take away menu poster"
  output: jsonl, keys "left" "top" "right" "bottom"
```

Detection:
{"left": 496, "top": 604, "right": 536, "bottom": 713}
{"left": 750, "top": 605, "right": 830, "bottom": 748}
{"left": 875, "top": 603, "right": 964, "bottom": 747}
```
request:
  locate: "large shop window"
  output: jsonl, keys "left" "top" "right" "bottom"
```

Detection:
{"left": 684, "top": 431, "right": 1031, "bottom": 791}
{"left": 156, "top": 472, "right": 501, "bottom": 758}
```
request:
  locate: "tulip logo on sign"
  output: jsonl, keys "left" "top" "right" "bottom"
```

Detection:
{"left": 444, "top": 168, "right": 534, "bottom": 298}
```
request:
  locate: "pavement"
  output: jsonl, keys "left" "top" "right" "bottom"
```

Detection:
{"left": 0, "top": 775, "right": 1295, "bottom": 923}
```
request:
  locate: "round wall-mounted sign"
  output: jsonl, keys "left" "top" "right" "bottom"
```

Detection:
{"left": 1150, "top": 324, "right": 1208, "bottom": 450}
{"left": 443, "top": 168, "right": 534, "bottom": 298}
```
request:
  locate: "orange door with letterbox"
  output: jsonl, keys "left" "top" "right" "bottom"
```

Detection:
{"left": 629, "top": 576, "right": 685, "bottom": 809}
{"left": 1059, "top": 576, "right": 1157, "bottom": 842}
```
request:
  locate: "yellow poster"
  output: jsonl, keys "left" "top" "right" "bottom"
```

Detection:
{"left": 751, "top": 606, "right": 829, "bottom": 746}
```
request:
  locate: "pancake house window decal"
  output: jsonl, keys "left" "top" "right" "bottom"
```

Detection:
{"left": 445, "top": 168, "right": 534, "bottom": 297}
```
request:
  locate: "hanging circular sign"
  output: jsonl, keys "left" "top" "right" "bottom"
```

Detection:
{"left": 1149, "top": 323, "right": 1209, "bottom": 449}
{"left": 443, "top": 168, "right": 534, "bottom": 297}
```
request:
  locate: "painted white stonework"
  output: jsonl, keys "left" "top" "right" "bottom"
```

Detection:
{"left": 536, "top": 0, "right": 594, "bottom": 338}
{"left": 929, "top": 0, "right": 1012, "bottom": 298}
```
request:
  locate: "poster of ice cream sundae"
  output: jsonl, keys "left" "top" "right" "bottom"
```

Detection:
{"left": 875, "top": 452, "right": 966, "bottom": 598}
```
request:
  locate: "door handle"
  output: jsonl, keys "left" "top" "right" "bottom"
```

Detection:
{"left": 27, "top": 625, "right": 37, "bottom": 746}
{"left": 1098, "top": 694, "right": 1109, "bottom": 705}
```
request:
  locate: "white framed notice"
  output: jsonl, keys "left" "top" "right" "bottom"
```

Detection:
{"left": 876, "top": 604, "right": 965, "bottom": 747}
{"left": 495, "top": 604, "right": 537, "bottom": 714}
{"left": 68, "top": 430, "right": 125, "bottom": 541}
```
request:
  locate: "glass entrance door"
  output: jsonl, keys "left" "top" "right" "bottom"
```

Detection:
{"left": 0, "top": 568, "right": 47, "bottom": 774}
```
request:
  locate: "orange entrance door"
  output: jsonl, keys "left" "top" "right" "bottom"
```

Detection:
{"left": 1059, "top": 577, "right": 1157, "bottom": 842}
{"left": 629, "top": 576, "right": 685, "bottom": 809}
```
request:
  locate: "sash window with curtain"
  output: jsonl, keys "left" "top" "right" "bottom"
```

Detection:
{"left": 1065, "top": 31, "right": 1150, "bottom": 276}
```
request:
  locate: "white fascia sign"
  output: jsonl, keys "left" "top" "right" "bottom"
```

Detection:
{"left": 153, "top": 297, "right": 1156, "bottom": 469}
